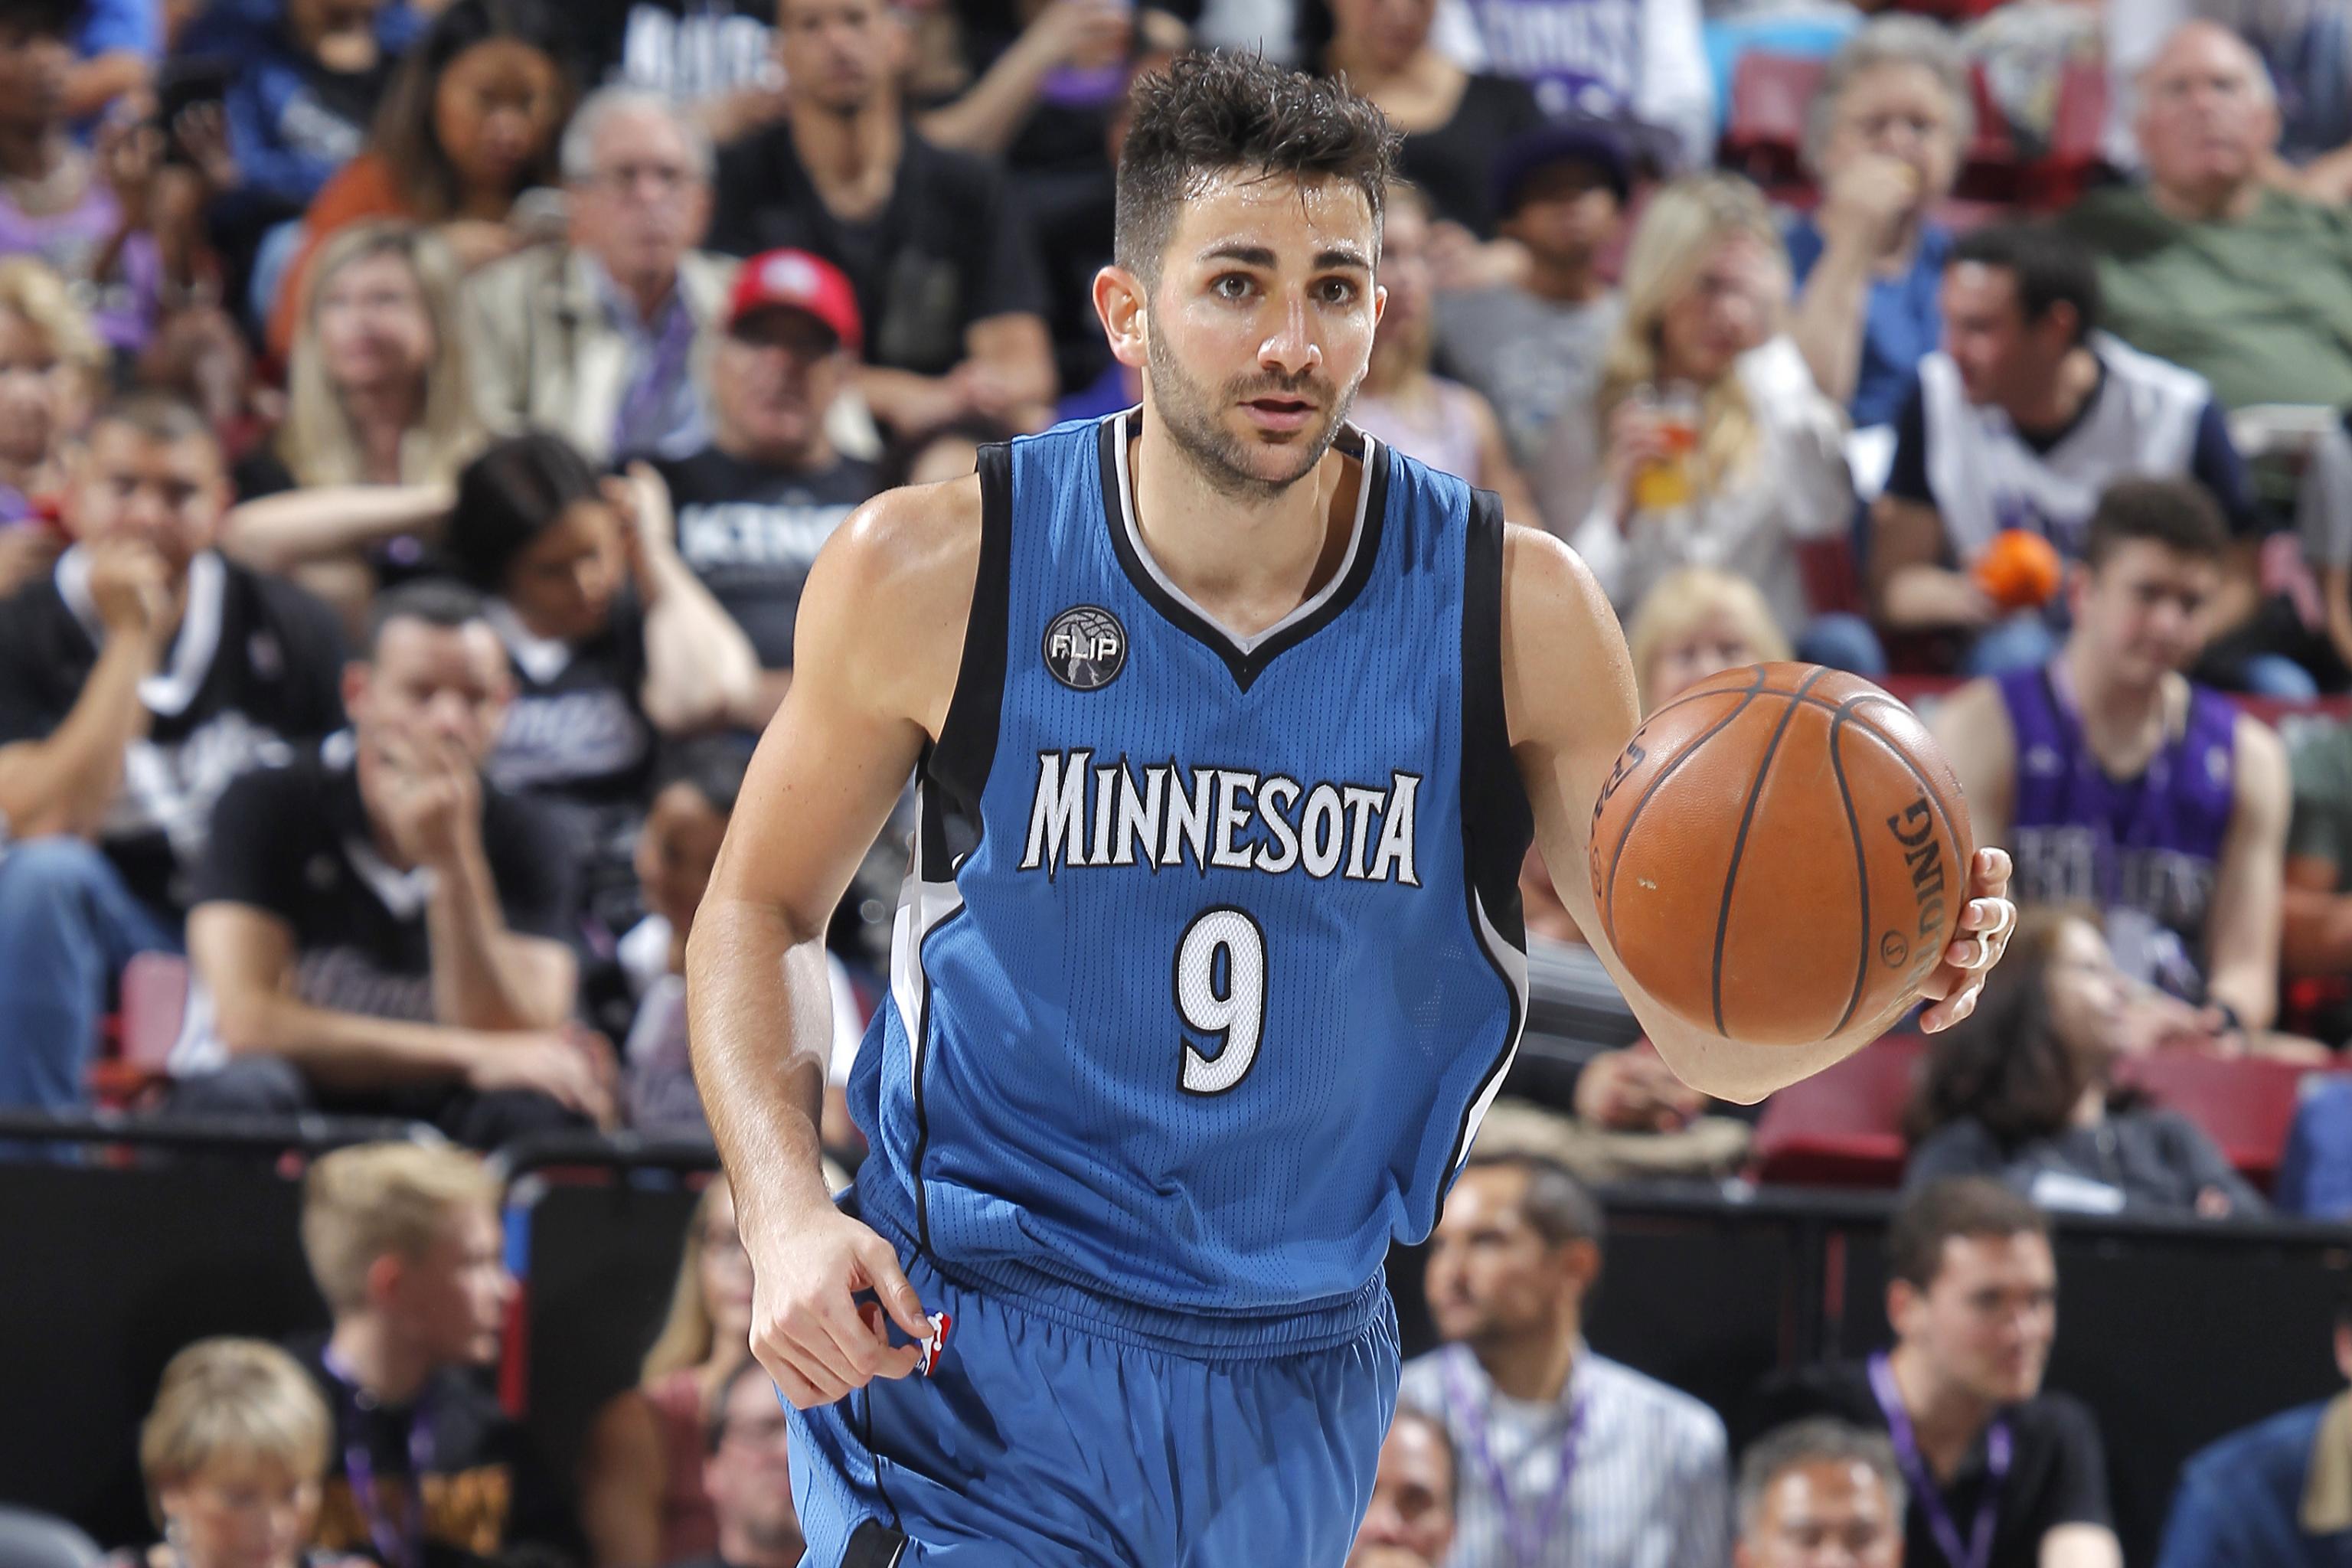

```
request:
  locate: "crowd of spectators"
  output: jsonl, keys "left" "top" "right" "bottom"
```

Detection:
{"left": 16, "top": 0, "right": 2352, "bottom": 1560}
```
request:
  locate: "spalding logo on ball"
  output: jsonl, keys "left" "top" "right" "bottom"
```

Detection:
{"left": 1589, "top": 663, "right": 1974, "bottom": 1045}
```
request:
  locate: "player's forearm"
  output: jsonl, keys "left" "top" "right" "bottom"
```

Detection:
{"left": 0, "top": 635, "right": 154, "bottom": 838}
{"left": 685, "top": 897, "right": 839, "bottom": 1220}
{"left": 211, "top": 990, "right": 485, "bottom": 1087}
{"left": 425, "top": 839, "right": 571, "bottom": 1031}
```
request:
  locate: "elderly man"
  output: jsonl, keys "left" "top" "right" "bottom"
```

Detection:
{"left": 1736, "top": 1419, "right": 1907, "bottom": 1568}
{"left": 465, "top": 86, "right": 733, "bottom": 463}
{"left": 2061, "top": 20, "right": 2352, "bottom": 411}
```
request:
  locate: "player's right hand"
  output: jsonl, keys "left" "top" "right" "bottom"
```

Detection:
{"left": 746, "top": 1203, "right": 929, "bottom": 1408}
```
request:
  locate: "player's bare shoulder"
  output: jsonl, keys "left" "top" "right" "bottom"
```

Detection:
{"left": 1497, "top": 521, "right": 1640, "bottom": 753}
{"left": 799, "top": 472, "right": 988, "bottom": 739}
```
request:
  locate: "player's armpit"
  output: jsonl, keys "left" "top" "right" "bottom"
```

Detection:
{"left": 1498, "top": 528, "right": 1908, "bottom": 1103}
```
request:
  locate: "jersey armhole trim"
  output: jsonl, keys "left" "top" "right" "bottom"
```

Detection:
{"left": 923, "top": 441, "right": 1014, "bottom": 877}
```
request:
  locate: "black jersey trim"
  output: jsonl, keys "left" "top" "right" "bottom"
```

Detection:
{"left": 1093, "top": 412, "right": 1390, "bottom": 694}
{"left": 923, "top": 440, "right": 1014, "bottom": 877}
{"left": 1446, "top": 487, "right": 1535, "bottom": 1178}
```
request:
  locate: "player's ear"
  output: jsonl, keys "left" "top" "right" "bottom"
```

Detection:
{"left": 1094, "top": 264, "right": 1151, "bottom": 371}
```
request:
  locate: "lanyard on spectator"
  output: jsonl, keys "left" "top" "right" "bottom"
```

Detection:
{"left": 612, "top": 295, "right": 699, "bottom": 459}
{"left": 1443, "top": 1344, "right": 1584, "bottom": 1568}
{"left": 322, "top": 1346, "right": 436, "bottom": 1568}
{"left": 1868, "top": 1351, "right": 2011, "bottom": 1568}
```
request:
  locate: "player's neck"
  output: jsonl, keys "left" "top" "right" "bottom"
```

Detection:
{"left": 1473, "top": 1321, "right": 1578, "bottom": 1404}
{"left": 328, "top": 1314, "right": 436, "bottom": 1406}
{"left": 1887, "top": 1341, "right": 1996, "bottom": 1477}
{"left": 1127, "top": 416, "right": 1354, "bottom": 641}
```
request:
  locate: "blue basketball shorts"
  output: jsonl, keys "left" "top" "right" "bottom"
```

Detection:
{"left": 784, "top": 1171, "right": 1402, "bottom": 1567}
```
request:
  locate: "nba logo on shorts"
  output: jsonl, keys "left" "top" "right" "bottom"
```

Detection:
{"left": 1044, "top": 605, "right": 1128, "bottom": 691}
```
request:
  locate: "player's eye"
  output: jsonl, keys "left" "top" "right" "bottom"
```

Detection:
{"left": 1316, "top": 278, "right": 1358, "bottom": 306}
{"left": 1211, "top": 274, "right": 1256, "bottom": 302}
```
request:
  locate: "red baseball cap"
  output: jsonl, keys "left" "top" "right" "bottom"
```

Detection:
{"left": 724, "top": 249, "right": 862, "bottom": 353}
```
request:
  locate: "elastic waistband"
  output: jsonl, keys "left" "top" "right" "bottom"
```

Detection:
{"left": 852, "top": 1165, "right": 1390, "bottom": 1362}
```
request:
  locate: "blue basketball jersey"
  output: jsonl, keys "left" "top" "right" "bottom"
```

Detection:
{"left": 846, "top": 408, "right": 1534, "bottom": 1320}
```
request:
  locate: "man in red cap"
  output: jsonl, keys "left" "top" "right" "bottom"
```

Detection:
{"left": 641, "top": 249, "right": 882, "bottom": 726}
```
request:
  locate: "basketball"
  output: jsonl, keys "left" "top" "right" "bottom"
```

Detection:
{"left": 1974, "top": 528, "right": 2063, "bottom": 610}
{"left": 1589, "top": 663, "right": 1975, "bottom": 1047}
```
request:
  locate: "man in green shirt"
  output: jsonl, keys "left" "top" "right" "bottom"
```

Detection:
{"left": 2061, "top": 20, "right": 2352, "bottom": 412}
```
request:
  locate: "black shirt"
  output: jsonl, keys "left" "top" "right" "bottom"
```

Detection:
{"left": 708, "top": 125, "right": 1049, "bottom": 377}
{"left": 0, "top": 550, "right": 347, "bottom": 913}
{"left": 1749, "top": 1359, "right": 2115, "bottom": 1568}
{"left": 483, "top": 595, "right": 654, "bottom": 812}
{"left": 652, "top": 445, "right": 877, "bottom": 668}
{"left": 289, "top": 1334, "right": 566, "bottom": 1568}
{"left": 1395, "top": 74, "right": 1546, "bottom": 238}
{"left": 193, "top": 740, "right": 577, "bottom": 1027}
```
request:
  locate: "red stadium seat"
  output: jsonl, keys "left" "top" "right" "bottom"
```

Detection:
{"left": 1750, "top": 1034, "right": 1928, "bottom": 1188}
{"left": 2114, "top": 1051, "right": 2317, "bottom": 1192}
{"left": 1722, "top": 53, "right": 1824, "bottom": 190}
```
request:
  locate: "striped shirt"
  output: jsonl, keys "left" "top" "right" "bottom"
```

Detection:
{"left": 1399, "top": 1341, "right": 1732, "bottom": 1568}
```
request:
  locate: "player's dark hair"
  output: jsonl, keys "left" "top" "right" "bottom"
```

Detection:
{"left": 1390, "top": 1403, "right": 1459, "bottom": 1510}
{"left": 1461, "top": 1151, "right": 1605, "bottom": 1248}
{"left": 1949, "top": 222, "right": 2099, "bottom": 345}
{"left": 2082, "top": 476, "right": 2230, "bottom": 569}
{"left": 1736, "top": 1419, "right": 1906, "bottom": 1534}
{"left": 1115, "top": 51, "right": 1400, "bottom": 286}
{"left": 1906, "top": 906, "right": 2146, "bottom": 1152}
{"left": 1886, "top": 1177, "right": 2050, "bottom": 1292}
{"left": 89, "top": 390, "right": 219, "bottom": 455}
{"left": 655, "top": 733, "right": 756, "bottom": 818}
{"left": 445, "top": 430, "right": 605, "bottom": 593}
{"left": 362, "top": 580, "right": 489, "bottom": 659}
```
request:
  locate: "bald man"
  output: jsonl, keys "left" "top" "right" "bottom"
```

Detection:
{"left": 2062, "top": 20, "right": 2352, "bottom": 410}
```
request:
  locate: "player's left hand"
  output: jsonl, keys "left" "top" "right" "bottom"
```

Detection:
{"left": 1915, "top": 847, "right": 2015, "bottom": 1032}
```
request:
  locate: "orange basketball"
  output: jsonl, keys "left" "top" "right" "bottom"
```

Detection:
{"left": 1588, "top": 663, "right": 1975, "bottom": 1047}
{"left": 1973, "top": 528, "right": 2063, "bottom": 611}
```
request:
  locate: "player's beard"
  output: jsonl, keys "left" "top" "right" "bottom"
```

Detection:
{"left": 1145, "top": 326, "right": 1358, "bottom": 502}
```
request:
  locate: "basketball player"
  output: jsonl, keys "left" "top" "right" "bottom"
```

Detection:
{"left": 688, "top": 54, "right": 2019, "bottom": 1566}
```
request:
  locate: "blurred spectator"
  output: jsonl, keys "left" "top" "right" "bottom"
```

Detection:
{"left": 1626, "top": 563, "right": 1788, "bottom": 710}
{"left": 1431, "top": 120, "right": 1625, "bottom": 539}
{"left": 645, "top": 248, "right": 880, "bottom": 727}
{"left": 1753, "top": 1178, "right": 2122, "bottom": 1568}
{"left": 465, "top": 88, "right": 735, "bottom": 466}
{"left": 0, "top": 0, "right": 165, "bottom": 354}
{"left": 574, "top": 0, "right": 786, "bottom": 145}
{"left": 292, "top": 1141, "right": 562, "bottom": 1566}
{"left": 2104, "top": 0, "right": 2352, "bottom": 205}
{"left": 1400, "top": 1153, "right": 1733, "bottom": 1567}
{"left": 1870, "top": 224, "right": 2272, "bottom": 685}
{"left": 226, "top": 224, "right": 484, "bottom": 632}
{"left": 1448, "top": 0, "right": 1711, "bottom": 168}
{"left": 1786, "top": 16, "right": 1971, "bottom": 432}
{"left": 1905, "top": 907, "right": 2265, "bottom": 1219}
{"left": 1734, "top": 1419, "right": 1905, "bottom": 1568}
{"left": 910, "top": 0, "right": 1148, "bottom": 170}
{"left": 2296, "top": 418, "right": 2352, "bottom": 687}
{"left": 2285, "top": 712, "right": 2352, "bottom": 1031}
{"left": 0, "top": 256, "right": 101, "bottom": 541}
{"left": 1345, "top": 1406, "right": 1455, "bottom": 1568}
{"left": 580, "top": 1176, "right": 751, "bottom": 1568}
{"left": 1932, "top": 479, "right": 2294, "bottom": 1047}
{"left": 677, "top": 1358, "right": 804, "bottom": 1568}
{"left": 708, "top": 0, "right": 1057, "bottom": 436}
{"left": 2062, "top": 21, "right": 2352, "bottom": 413}
{"left": 66, "top": 0, "right": 155, "bottom": 126}
{"left": 1350, "top": 186, "right": 1537, "bottom": 520}
{"left": 2154, "top": 1290, "right": 2352, "bottom": 1566}
{"left": 874, "top": 416, "right": 1017, "bottom": 492}
{"left": 0, "top": 393, "right": 345, "bottom": 1117}
{"left": 442, "top": 431, "right": 756, "bottom": 938}
{"left": 1574, "top": 174, "right": 1860, "bottom": 663}
{"left": 266, "top": 0, "right": 573, "bottom": 363}
{"left": 1316, "top": 0, "right": 1539, "bottom": 238}
{"left": 175, "top": 0, "right": 421, "bottom": 233}
{"left": 172, "top": 581, "right": 609, "bottom": 1146}
{"left": 135, "top": 303, "right": 277, "bottom": 466}
{"left": 129, "top": 1338, "right": 345, "bottom": 1568}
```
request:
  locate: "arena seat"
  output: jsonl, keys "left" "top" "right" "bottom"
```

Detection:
{"left": 1750, "top": 1034, "right": 1928, "bottom": 1187}
{"left": 2116, "top": 1050, "right": 2322, "bottom": 1191}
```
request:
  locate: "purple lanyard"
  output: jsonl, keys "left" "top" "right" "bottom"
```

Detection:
{"left": 322, "top": 1348, "right": 435, "bottom": 1568}
{"left": 611, "top": 295, "right": 697, "bottom": 456}
{"left": 1443, "top": 1345, "right": 1584, "bottom": 1568}
{"left": 1868, "top": 1353, "right": 2011, "bottom": 1568}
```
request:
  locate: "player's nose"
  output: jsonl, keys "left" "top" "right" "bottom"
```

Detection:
{"left": 1257, "top": 294, "right": 1322, "bottom": 377}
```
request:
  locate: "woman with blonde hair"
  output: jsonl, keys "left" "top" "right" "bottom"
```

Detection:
{"left": 1622, "top": 566, "right": 1794, "bottom": 713}
{"left": 0, "top": 256, "right": 103, "bottom": 596}
{"left": 124, "top": 1338, "right": 354, "bottom": 1568}
{"left": 224, "top": 222, "right": 487, "bottom": 629}
{"left": 578, "top": 1176, "right": 754, "bottom": 1568}
{"left": 1574, "top": 174, "right": 1877, "bottom": 671}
